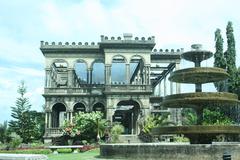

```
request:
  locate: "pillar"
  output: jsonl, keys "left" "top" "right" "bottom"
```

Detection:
{"left": 147, "top": 65, "right": 151, "bottom": 85}
{"left": 137, "top": 72, "right": 140, "bottom": 84}
{"left": 45, "top": 69, "right": 51, "bottom": 87}
{"left": 175, "top": 63, "right": 181, "bottom": 94}
{"left": 164, "top": 77, "right": 167, "bottom": 96}
{"left": 158, "top": 82, "right": 161, "bottom": 96}
{"left": 68, "top": 68, "right": 74, "bottom": 87}
{"left": 105, "top": 65, "right": 111, "bottom": 84}
{"left": 70, "top": 112, "right": 73, "bottom": 123}
{"left": 126, "top": 64, "right": 130, "bottom": 84}
{"left": 45, "top": 112, "right": 48, "bottom": 128}
{"left": 175, "top": 62, "right": 181, "bottom": 125}
{"left": 170, "top": 81, "right": 173, "bottom": 95}
{"left": 49, "top": 112, "right": 52, "bottom": 128}
{"left": 87, "top": 68, "right": 93, "bottom": 84}
{"left": 143, "top": 66, "right": 147, "bottom": 84}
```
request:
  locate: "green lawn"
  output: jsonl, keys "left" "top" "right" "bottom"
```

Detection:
{"left": 48, "top": 149, "right": 100, "bottom": 160}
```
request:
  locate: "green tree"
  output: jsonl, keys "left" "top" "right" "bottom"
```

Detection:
{"left": 8, "top": 81, "right": 36, "bottom": 143}
{"left": 0, "top": 121, "right": 10, "bottom": 143}
{"left": 225, "top": 22, "right": 236, "bottom": 75}
{"left": 29, "top": 111, "right": 45, "bottom": 141}
{"left": 203, "top": 107, "right": 233, "bottom": 125}
{"left": 214, "top": 28, "right": 226, "bottom": 91}
{"left": 214, "top": 22, "right": 240, "bottom": 122}
{"left": 225, "top": 22, "right": 240, "bottom": 121}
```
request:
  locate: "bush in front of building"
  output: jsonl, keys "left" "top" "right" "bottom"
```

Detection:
{"left": 62, "top": 111, "right": 108, "bottom": 143}
{"left": 110, "top": 124, "right": 124, "bottom": 143}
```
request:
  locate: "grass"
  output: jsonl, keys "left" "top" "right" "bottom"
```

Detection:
{"left": 0, "top": 148, "right": 121, "bottom": 160}
{"left": 48, "top": 148, "right": 100, "bottom": 160}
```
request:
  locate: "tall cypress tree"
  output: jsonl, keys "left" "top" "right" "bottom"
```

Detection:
{"left": 214, "top": 28, "right": 226, "bottom": 91}
{"left": 225, "top": 21, "right": 237, "bottom": 93}
{"left": 224, "top": 21, "right": 240, "bottom": 122}
{"left": 9, "top": 81, "right": 36, "bottom": 143}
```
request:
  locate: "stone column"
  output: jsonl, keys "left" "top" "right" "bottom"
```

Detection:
{"left": 126, "top": 63, "right": 130, "bottom": 84}
{"left": 87, "top": 68, "right": 93, "bottom": 84}
{"left": 105, "top": 65, "right": 111, "bottom": 84}
{"left": 147, "top": 65, "right": 151, "bottom": 85}
{"left": 70, "top": 112, "right": 73, "bottom": 123}
{"left": 49, "top": 112, "right": 52, "bottom": 128}
{"left": 45, "top": 68, "right": 51, "bottom": 87}
{"left": 164, "top": 77, "right": 167, "bottom": 96}
{"left": 175, "top": 63, "right": 181, "bottom": 125}
{"left": 137, "top": 72, "right": 140, "bottom": 84}
{"left": 175, "top": 63, "right": 181, "bottom": 94}
{"left": 66, "top": 112, "right": 70, "bottom": 121}
{"left": 106, "top": 108, "right": 115, "bottom": 123}
{"left": 170, "top": 81, "right": 173, "bottom": 95}
{"left": 45, "top": 112, "right": 48, "bottom": 128}
{"left": 143, "top": 66, "right": 147, "bottom": 84}
{"left": 49, "top": 71, "right": 53, "bottom": 88}
{"left": 68, "top": 68, "right": 74, "bottom": 87}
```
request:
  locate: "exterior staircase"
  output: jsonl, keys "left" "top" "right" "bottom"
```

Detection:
{"left": 119, "top": 135, "right": 141, "bottom": 143}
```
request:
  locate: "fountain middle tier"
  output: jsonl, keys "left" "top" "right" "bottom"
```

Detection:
{"left": 169, "top": 67, "right": 229, "bottom": 84}
{"left": 161, "top": 92, "right": 239, "bottom": 108}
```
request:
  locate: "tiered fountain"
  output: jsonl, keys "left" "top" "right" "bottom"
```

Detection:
{"left": 152, "top": 44, "right": 240, "bottom": 144}
{"left": 100, "top": 44, "right": 240, "bottom": 159}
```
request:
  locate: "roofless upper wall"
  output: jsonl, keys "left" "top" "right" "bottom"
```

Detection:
{"left": 40, "top": 33, "right": 156, "bottom": 55}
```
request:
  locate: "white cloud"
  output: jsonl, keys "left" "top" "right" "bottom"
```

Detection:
{"left": 0, "top": 66, "right": 44, "bottom": 77}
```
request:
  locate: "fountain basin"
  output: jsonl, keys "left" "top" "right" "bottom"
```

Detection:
{"left": 100, "top": 143, "right": 240, "bottom": 159}
{"left": 169, "top": 67, "right": 229, "bottom": 83}
{"left": 151, "top": 125, "right": 240, "bottom": 134}
{"left": 181, "top": 50, "right": 213, "bottom": 63}
{"left": 151, "top": 125, "right": 240, "bottom": 144}
{"left": 162, "top": 92, "right": 239, "bottom": 108}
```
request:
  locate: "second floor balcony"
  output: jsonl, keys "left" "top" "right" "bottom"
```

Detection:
{"left": 43, "top": 84, "right": 152, "bottom": 96}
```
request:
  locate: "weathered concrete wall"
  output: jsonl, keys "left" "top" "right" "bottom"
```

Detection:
{"left": 100, "top": 143, "right": 240, "bottom": 160}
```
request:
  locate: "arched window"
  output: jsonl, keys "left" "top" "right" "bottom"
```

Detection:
{"left": 51, "top": 103, "right": 66, "bottom": 127}
{"left": 73, "top": 102, "right": 86, "bottom": 115}
{"left": 111, "top": 55, "right": 127, "bottom": 84}
{"left": 92, "top": 59, "right": 104, "bottom": 84}
{"left": 74, "top": 59, "right": 87, "bottom": 85}
{"left": 93, "top": 102, "right": 106, "bottom": 118}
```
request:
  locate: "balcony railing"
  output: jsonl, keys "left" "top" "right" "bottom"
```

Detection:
{"left": 45, "top": 128, "right": 62, "bottom": 136}
{"left": 44, "top": 86, "right": 104, "bottom": 95}
{"left": 104, "top": 84, "right": 152, "bottom": 93}
{"left": 44, "top": 84, "right": 152, "bottom": 95}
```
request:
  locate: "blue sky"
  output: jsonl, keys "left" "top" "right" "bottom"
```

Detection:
{"left": 0, "top": 0, "right": 240, "bottom": 123}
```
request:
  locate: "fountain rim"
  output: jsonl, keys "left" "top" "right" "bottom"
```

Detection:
{"left": 181, "top": 50, "right": 213, "bottom": 62}
{"left": 161, "top": 92, "right": 239, "bottom": 108}
{"left": 151, "top": 125, "right": 240, "bottom": 135}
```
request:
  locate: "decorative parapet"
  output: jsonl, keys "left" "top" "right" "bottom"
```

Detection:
{"left": 40, "top": 41, "right": 99, "bottom": 48}
{"left": 151, "top": 48, "right": 184, "bottom": 54}
{"left": 100, "top": 33, "right": 155, "bottom": 43}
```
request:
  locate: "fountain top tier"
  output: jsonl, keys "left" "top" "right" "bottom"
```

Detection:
{"left": 181, "top": 44, "right": 213, "bottom": 67}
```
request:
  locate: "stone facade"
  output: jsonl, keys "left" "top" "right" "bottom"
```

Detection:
{"left": 40, "top": 33, "right": 182, "bottom": 143}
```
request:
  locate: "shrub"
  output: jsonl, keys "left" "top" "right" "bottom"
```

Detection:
{"left": 138, "top": 131, "right": 154, "bottom": 143}
{"left": 57, "top": 148, "right": 72, "bottom": 153}
{"left": 8, "top": 133, "right": 22, "bottom": 149}
{"left": 52, "top": 135, "right": 69, "bottom": 146}
{"left": 173, "top": 135, "right": 189, "bottom": 142}
{"left": 62, "top": 112, "right": 108, "bottom": 142}
{"left": 110, "top": 124, "right": 124, "bottom": 143}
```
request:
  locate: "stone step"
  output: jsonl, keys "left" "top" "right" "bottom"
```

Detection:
{"left": 119, "top": 135, "right": 141, "bottom": 143}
